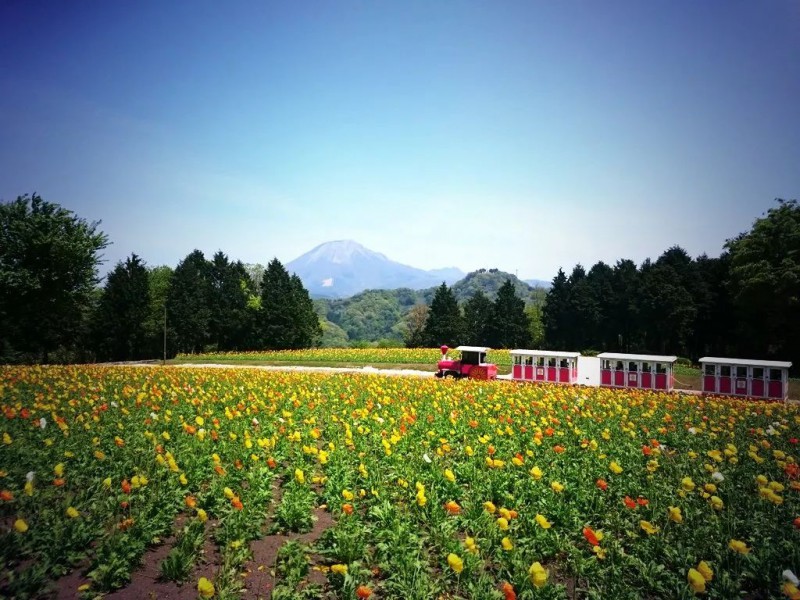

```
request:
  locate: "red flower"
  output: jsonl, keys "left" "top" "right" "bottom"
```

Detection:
{"left": 544, "top": 427, "right": 555, "bottom": 437}
{"left": 553, "top": 445, "right": 565, "bottom": 454}
{"left": 637, "top": 497, "right": 649, "bottom": 506}
{"left": 342, "top": 503, "right": 353, "bottom": 515}
{"left": 642, "top": 445, "right": 652, "bottom": 456}
{"left": 501, "top": 582, "right": 517, "bottom": 600}
{"left": 596, "top": 479, "right": 608, "bottom": 491}
{"left": 231, "top": 496, "right": 243, "bottom": 510}
{"left": 793, "top": 517, "right": 800, "bottom": 529}
{"left": 623, "top": 496, "right": 637, "bottom": 509}
{"left": 356, "top": 586, "right": 373, "bottom": 599}
{"left": 583, "top": 526, "right": 600, "bottom": 547}
{"left": 444, "top": 500, "right": 461, "bottom": 515}
{"left": 0, "top": 490, "right": 13, "bottom": 502}
{"left": 790, "top": 438, "right": 798, "bottom": 445}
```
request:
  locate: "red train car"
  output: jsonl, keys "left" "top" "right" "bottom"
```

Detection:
{"left": 510, "top": 350, "right": 580, "bottom": 384}
{"left": 435, "top": 346, "right": 498, "bottom": 380}
{"left": 699, "top": 357, "right": 791, "bottom": 400}
{"left": 597, "top": 352, "right": 677, "bottom": 392}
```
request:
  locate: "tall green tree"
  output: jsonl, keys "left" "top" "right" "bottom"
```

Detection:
{"left": 463, "top": 290, "right": 494, "bottom": 345}
{"left": 92, "top": 254, "right": 150, "bottom": 361}
{"left": 638, "top": 260, "right": 696, "bottom": 355}
{"left": 422, "top": 283, "right": 464, "bottom": 347}
{"left": 610, "top": 259, "right": 642, "bottom": 352}
{"left": 0, "top": 194, "right": 108, "bottom": 363}
{"left": 209, "top": 251, "right": 254, "bottom": 351}
{"left": 487, "top": 280, "right": 531, "bottom": 348}
{"left": 257, "top": 259, "right": 320, "bottom": 349}
{"left": 725, "top": 199, "right": 800, "bottom": 364}
{"left": 167, "top": 250, "right": 212, "bottom": 354}
{"left": 143, "top": 266, "right": 173, "bottom": 359}
{"left": 403, "top": 304, "right": 429, "bottom": 348}
{"left": 542, "top": 269, "right": 571, "bottom": 349}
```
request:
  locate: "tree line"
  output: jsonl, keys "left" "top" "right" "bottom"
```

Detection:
{"left": 0, "top": 194, "right": 320, "bottom": 363}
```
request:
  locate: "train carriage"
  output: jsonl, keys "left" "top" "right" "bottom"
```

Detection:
{"left": 699, "top": 357, "right": 792, "bottom": 401}
{"left": 597, "top": 352, "right": 677, "bottom": 392}
{"left": 510, "top": 349, "right": 580, "bottom": 385}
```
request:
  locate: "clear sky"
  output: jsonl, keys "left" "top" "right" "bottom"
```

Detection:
{"left": 1, "top": 1, "right": 798, "bottom": 281}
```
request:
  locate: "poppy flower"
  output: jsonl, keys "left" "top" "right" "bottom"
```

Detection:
{"left": 331, "top": 564, "right": 348, "bottom": 576}
{"left": 356, "top": 586, "right": 372, "bottom": 599}
{"left": 14, "top": 519, "right": 28, "bottom": 533}
{"left": 688, "top": 568, "right": 706, "bottom": 594}
{"left": 501, "top": 581, "right": 516, "bottom": 600}
{"left": 623, "top": 496, "right": 637, "bottom": 509}
{"left": 447, "top": 553, "right": 463, "bottom": 574}
{"left": 640, "top": 520, "right": 659, "bottom": 535}
{"left": 529, "top": 562, "right": 548, "bottom": 588}
{"left": 697, "top": 561, "right": 713, "bottom": 582}
{"left": 535, "top": 514, "right": 552, "bottom": 529}
{"left": 501, "top": 537, "right": 513, "bottom": 550}
{"left": 583, "top": 527, "right": 602, "bottom": 546}
{"left": 197, "top": 577, "right": 215, "bottom": 598}
{"left": 637, "top": 497, "right": 649, "bottom": 506}
{"left": 728, "top": 539, "right": 750, "bottom": 554}
{"left": 444, "top": 500, "right": 461, "bottom": 515}
{"left": 596, "top": 479, "right": 608, "bottom": 491}
{"left": 668, "top": 506, "right": 683, "bottom": 523}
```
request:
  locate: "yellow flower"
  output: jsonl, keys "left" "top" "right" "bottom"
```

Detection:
{"left": 681, "top": 477, "right": 695, "bottom": 492}
{"left": 66, "top": 506, "right": 79, "bottom": 518}
{"left": 496, "top": 517, "right": 509, "bottom": 530}
{"left": 697, "top": 561, "right": 713, "bottom": 582}
{"left": 14, "top": 518, "right": 28, "bottom": 533}
{"left": 195, "top": 416, "right": 204, "bottom": 426}
{"left": 639, "top": 520, "right": 659, "bottom": 535}
{"left": 223, "top": 487, "right": 234, "bottom": 500}
{"left": 102, "top": 477, "right": 112, "bottom": 489}
{"left": 783, "top": 583, "right": 800, "bottom": 600}
{"left": 54, "top": 463, "right": 65, "bottom": 477}
{"left": 728, "top": 539, "right": 750, "bottom": 554}
{"left": 484, "top": 501, "right": 497, "bottom": 514}
{"left": 447, "top": 553, "right": 464, "bottom": 574}
{"left": 529, "top": 561, "right": 548, "bottom": 588}
{"left": 710, "top": 496, "right": 724, "bottom": 511}
{"left": 535, "top": 514, "right": 552, "bottom": 529}
{"left": 416, "top": 489, "right": 427, "bottom": 506}
{"left": 444, "top": 469, "right": 455, "bottom": 483}
{"left": 609, "top": 461, "right": 623, "bottom": 474}
{"left": 501, "top": 536, "right": 513, "bottom": 550}
{"left": 668, "top": 506, "right": 683, "bottom": 523}
{"left": 530, "top": 465, "right": 543, "bottom": 479}
{"left": 197, "top": 576, "right": 215, "bottom": 598}
{"left": 94, "top": 450, "right": 106, "bottom": 461}
{"left": 704, "top": 483, "right": 717, "bottom": 493}
{"left": 331, "top": 564, "right": 348, "bottom": 576}
{"left": 464, "top": 536, "right": 478, "bottom": 554}
{"left": 688, "top": 568, "right": 706, "bottom": 594}
{"left": 197, "top": 509, "right": 208, "bottom": 522}
{"left": 498, "top": 507, "right": 511, "bottom": 520}
{"left": 550, "top": 481, "right": 564, "bottom": 493}
{"left": 342, "top": 489, "right": 354, "bottom": 501}
{"left": 294, "top": 469, "right": 305, "bottom": 484}
{"left": 2, "top": 433, "right": 11, "bottom": 445}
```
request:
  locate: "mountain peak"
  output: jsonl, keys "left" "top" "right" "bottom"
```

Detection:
{"left": 287, "top": 240, "right": 463, "bottom": 298}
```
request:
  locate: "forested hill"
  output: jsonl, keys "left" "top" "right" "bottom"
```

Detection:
{"left": 315, "top": 269, "right": 547, "bottom": 346}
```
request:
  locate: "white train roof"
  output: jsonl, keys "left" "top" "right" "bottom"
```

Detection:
{"left": 510, "top": 349, "right": 581, "bottom": 358}
{"left": 597, "top": 352, "right": 678, "bottom": 363}
{"left": 454, "top": 346, "right": 491, "bottom": 353}
{"left": 699, "top": 357, "right": 792, "bottom": 368}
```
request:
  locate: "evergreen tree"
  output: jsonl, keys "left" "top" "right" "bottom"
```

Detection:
{"left": 542, "top": 269, "right": 571, "bottom": 349}
{"left": 0, "top": 194, "right": 108, "bottom": 363}
{"left": 167, "top": 250, "right": 212, "bottom": 354}
{"left": 565, "top": 265, "right": 596, "bottom": 350}
{"left": 610, "top": 259, "right": 641, "bottom": 352}
{"left": 209, "top": 251, "right": 253, "bottom": 351}
{"left": 258, "top": 259, "right": 320, "bottom": 349}
{"left": 422, "top": 283, "right": 464, "bottom": 347}
{"left": 487, "top": 279, "right": 531, "bottom": 348}
{"left": 93, "top": 254, "right": 150, "bottom": 361}
{"left": 463, "top": 290, "right": 494, "bottom": 345}
{"left": 143, "top": 266, "right": 173, "bottom": 359}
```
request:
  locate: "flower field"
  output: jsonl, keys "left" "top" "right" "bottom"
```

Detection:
{"left": 175, "top": 348, "right": 514, "bottom": 367}
{"left": 1, "top": 366, "right": 799, "bottom": 599}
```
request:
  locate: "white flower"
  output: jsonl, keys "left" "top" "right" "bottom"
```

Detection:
{"left": 150, "top": 412, "right": 158, "bottom": 420}
{"left": 688, "top": 427, "right": 697, "bottom": 435}
{"left": 784, "top": 570, "right": 799, "bottom": 586}
{"left": 251, "top": 418, "right": 259, "bottom": 426}
{"left": 423, "top": 453, "right": 432, "bottom": 464}
{"left": 712, "top": 471, "right": 724, "bottom": 482}
{"left": 110, "top": 401, "right": 119, "bottom": 408}
{"left": 25, "top": 471, "right": 35, "bottom": 482}
{"left": 39, "top": 417, "right": 47, "bottom": 429}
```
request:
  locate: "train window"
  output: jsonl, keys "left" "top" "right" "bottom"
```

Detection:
{"left": 628, "top": 362, "right": 638, "bottom": 372}
{"left": 735, "top": 366, "right": 747, "bottom": 378}
{"left": 548, "top": 358, "right": 556, "bottom": 367}
{"left": 524, "top": 357, "right": 533, "bottom": 366}
{"left": 770, "top": 368, "right": 783, "bottom": 381}
{"left": 513, "top": 355, "right": 521, "bottom": 366}
{"left": 602, "top": 360, "right": 611, "bottom": 370}
{"left": 752, "top": 367, "right": 764, "bottom": 379}
{"left": 536, "top": 357, "right": 545, "bottom": 367}
{"left": 560, "top": 359, "right": 568, "bottom": 368}
{"left": 642, "top": 362, "right": 651, "bottom": 373}
{"left": 704, "top": 364, "right": 715, "bottom": 376}
{"left": 655, "top": 363, "right": 667, "bottom": 374}
{"left": 614, "top": 361, "right": 623, "bottom": 371}
{"left": 720, "top": 366, "right": 731, "bottom": 377}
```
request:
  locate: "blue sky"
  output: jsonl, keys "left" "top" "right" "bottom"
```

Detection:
{"left": 1, "top": 1, "right": 798, "bottom": 281}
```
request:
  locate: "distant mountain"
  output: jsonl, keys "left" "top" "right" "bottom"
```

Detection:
{"left": 525, "top": 278, "right": 551, "bottom": 289}
{"left": 287, "top": 240, "right": 463, "bottom": 298}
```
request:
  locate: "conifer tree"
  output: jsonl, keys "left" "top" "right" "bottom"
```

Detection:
{"left": 422, "top": 283, "right": 464, "bottom": 347}
{"left": 488, "top": 279, "right": 531, "bottom": 348}
{"left": 463, "top": 290, "right": 493, "bottom": 345}
{"left": 167, "top": 250, "right": 212, "bottom": 354}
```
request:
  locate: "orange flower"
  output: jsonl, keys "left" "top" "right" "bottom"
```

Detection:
{"left": 544, "top": 427, "right": 555, "bottom": 437}
{"left": 642, "top": 445, "right": 652, "bottom": 456}
{"left": 0, "top": 490, "right": 13, "bottom": 501}
{"left": 444, "top": 500, "right": 461, "bottom": 515}
{"left": 794, "top": 517, "right": 800, "bottom": 529}
{"left": 342, "top": 503, "right": 354, "bottom": 515}
{"left": 185, "top": 495, "right": 197, "bottom": 509}
{"left": 553, "top": 445, "right": 565, "bottom": 454}
{"left": 231, "top": 496, "right": 243, "bottom": 510}
{"left": 214, "top": 465, "right": 226, "bottom": 476}
{"left": 501, "top": 581, "right": 517, "bottom": 600}
{"left": 596, "top": 479, "right": 608, "bottom": 491}
{"left": 637, "top": 497, "right": 649, "bottom": 506}
{"left": 623, "top": 496, "right": 637, "bottom": 509}
{"left": 583, "top": 526, "right": 601, "bottom": 547}
{"left": 53, "top": 478, "right": 65, "bottom": 487}
{"left": 121, "top": 479, "right": 132, "bottom": 494}
{"left": 267, "top": 457, "right": 277, "bottom": 469}
{"left": 356, "top": 586, "right": 372, "bottom": 599}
